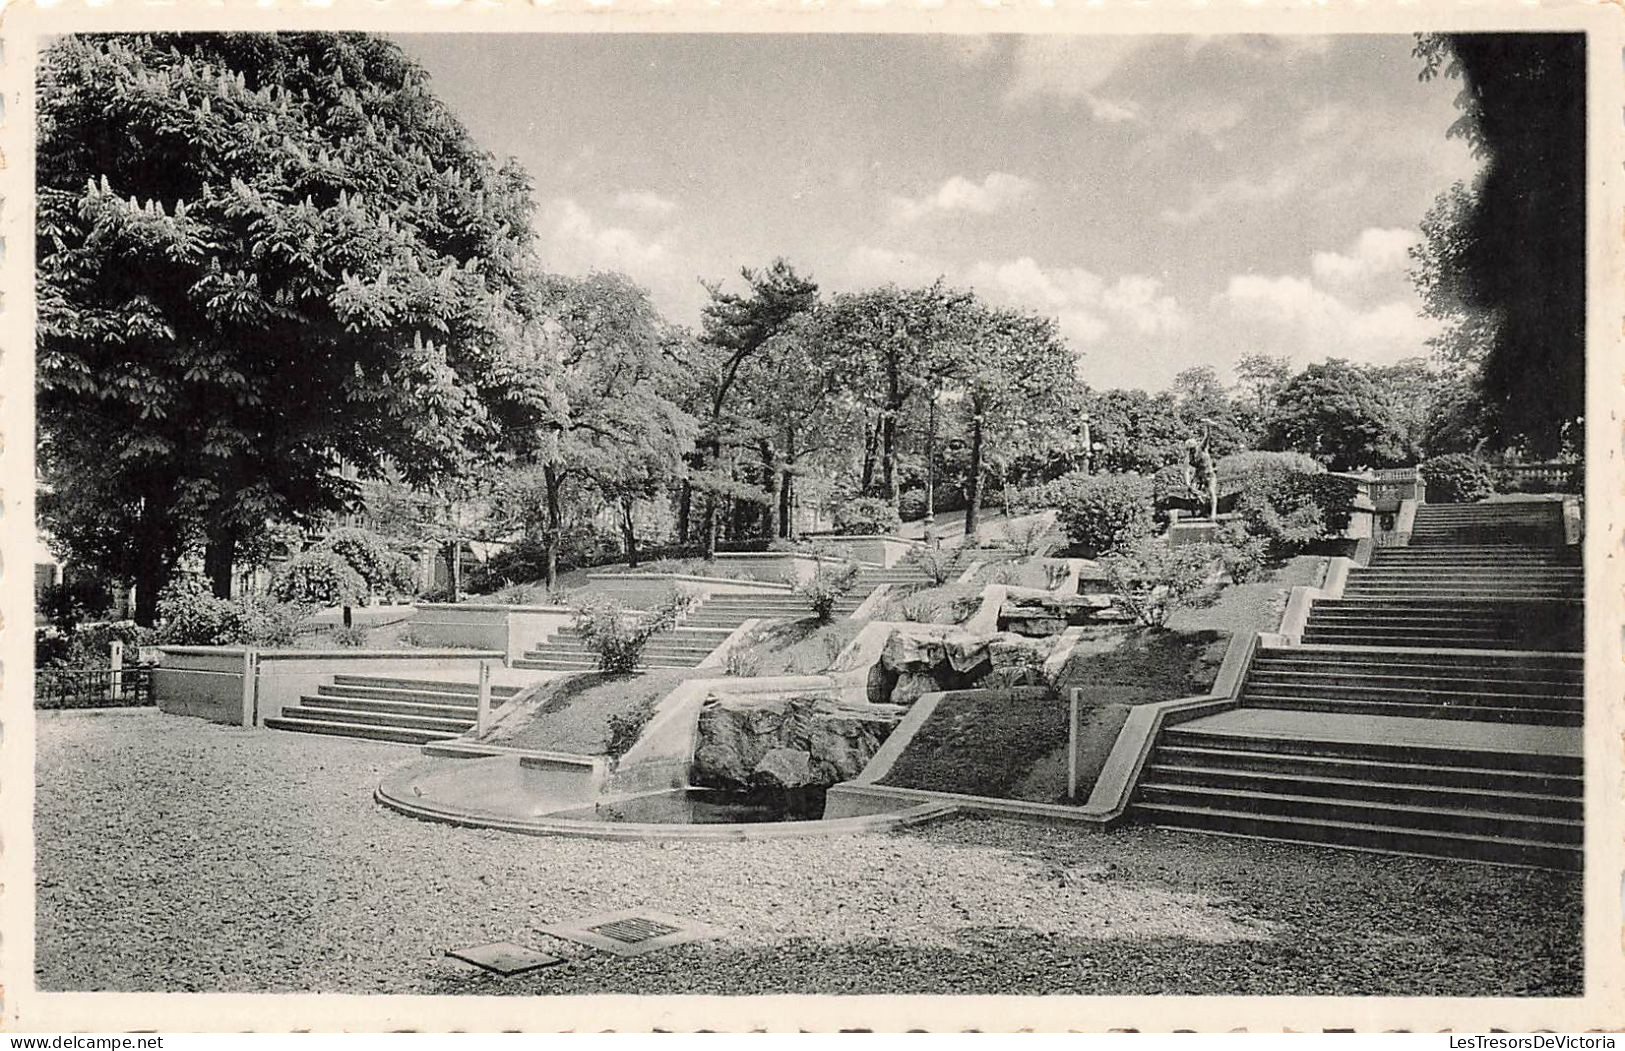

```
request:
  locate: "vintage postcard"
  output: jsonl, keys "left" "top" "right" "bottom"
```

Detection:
{"left": 2, "top": 0, "right": 1621, "bottom": 1033}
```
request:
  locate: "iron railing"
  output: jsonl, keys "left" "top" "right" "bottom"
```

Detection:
{"left": 35, "top": 666, "right": 155, "bottom": 709}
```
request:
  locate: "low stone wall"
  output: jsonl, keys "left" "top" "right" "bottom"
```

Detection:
{"left": 815, "top": 535, "right": 922, "bottom": 567}
{"left": 412, "top": 603, "right": 574, "bottom": 660}
{"left": 585, "top": 572, "right": 792, "bottom": 610}
{"left": 154, "top": 646, "right": 506, "bottom": 725}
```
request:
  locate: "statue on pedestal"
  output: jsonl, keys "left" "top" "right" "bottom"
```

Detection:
{"left": 1184, "top": 425, "right": 1218, "bottom": 521}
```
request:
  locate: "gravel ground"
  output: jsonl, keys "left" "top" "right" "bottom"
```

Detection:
{"left": 37, "top": 710, "right": 1580, "bottom": 996}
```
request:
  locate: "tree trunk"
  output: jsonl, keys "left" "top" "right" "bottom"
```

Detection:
{"left": 343, "top": 605, "right": 353, "bottom": 628}
{"left": 779, "top": 465, "right": 794, "bottom": 539}
{"left": 620, "top": 496, "right": 640, "bottom": 568}
{"left": 677, "top": 480, "right": 692, "bottom": 546}
{"left": 860, "top": 420, "right": 878, "bottom": 493}
{"left": 760, "top": 441, "right": 778, "bottom": 540}
{"left": 544, "top": 467, "right": 563, "bottom": 589}
{"left": 881, "top": 411, "right": 899, "bottom": 506}
{"left": 924, "top": 394, "right": 938, "bottom": 535}
{"left": 965, "top": 410, "right": 986, "bottom": 538}
{"left": 131, "top": 533, "right": 171, "bottom": 627}
{"left": 204, "top": 520, "right": 238, "bottom": 599}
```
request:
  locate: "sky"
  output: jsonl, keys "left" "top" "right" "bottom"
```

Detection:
{"left": 393, "top": 33, "right": 1482, "bottom": 393}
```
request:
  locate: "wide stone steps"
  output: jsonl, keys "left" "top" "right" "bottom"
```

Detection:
{"left": 1134, "top": 727, "right": 1582, "bottom": 869}
{"left": 264, "top": 674, "right": 520, "bottom": 744}
{"left": 1237, "top": 693, "right": 1579, "bottom": 726}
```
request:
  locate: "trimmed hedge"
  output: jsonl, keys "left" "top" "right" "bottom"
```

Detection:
{"left": 1421, "top": 454, "right": 1497, "bottom": 504}
{"left": 1052, "top": 473, "right": 1155, "bottom": 556}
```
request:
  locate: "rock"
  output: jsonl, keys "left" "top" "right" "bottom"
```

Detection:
{"left": 751, "top": 747, "right": 813, "bottom": 788}
{"left": 693, "top": 694, "right": 906, "bottom": 790}
{"left": 889, "top": 670, "right": 942, "bottom": 707}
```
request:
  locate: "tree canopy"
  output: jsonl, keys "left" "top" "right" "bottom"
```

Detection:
{"left": 1411, "top": 33, "right": 1586, "bottom": 456}
{"left": 37, "top": 32, "right": 536, "bottom": 620}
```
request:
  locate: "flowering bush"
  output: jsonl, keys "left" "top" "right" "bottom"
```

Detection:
{"left": 833, "top": 496, "right": 901, "bottom": 536}
{"left": 272, "top": 549, "right": 367, "bottom": 609}
{"left": 1100, "top": 539, "right": 1225, "bottom": 628}
{"left": 155, "top": 578, "right": 309, "bottom": 646}
{"left": 908, "top": 546, "right": 964, "bottom": 585}
{"left": 795, "top": 560, "right": 861, "bottom": 622}
{"left": 570, "top": 588, "right": 693, "bottom": 674}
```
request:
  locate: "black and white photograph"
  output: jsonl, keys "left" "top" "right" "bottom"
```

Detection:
{"left": 8, "top": 5, "right": 1620, "bottom": 1033}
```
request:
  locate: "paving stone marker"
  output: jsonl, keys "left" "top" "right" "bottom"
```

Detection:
{"left": 541, "top": 909, "right": 727, "bottom": 957}
{"left": 444, "top": 941, "right": 564, "bottom": 977}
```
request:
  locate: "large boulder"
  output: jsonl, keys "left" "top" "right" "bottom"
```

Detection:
{"left": 750, "top": 747, "right": 813, "bottom": 789}
{"left": 693, "top": 693, "right": 905, "bottom": 790}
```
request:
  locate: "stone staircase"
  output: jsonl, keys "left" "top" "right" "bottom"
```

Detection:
{"left": 510, "top": 624, "right": 734, "bottom": 672}
{"left": 265, "top": 675, "right": 522, "bottom": 745}
{"left": 1132, "top": 498, "right": 1584, "bottom": 868}
{"left": 680, "top": 562, "right": 936, "bottom": 629}
{"left": 1135, "top": 717, "right": 1582, "bottom": 869}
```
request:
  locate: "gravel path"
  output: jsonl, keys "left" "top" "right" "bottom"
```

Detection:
{"left": 37, "top": 710, "right": 1580, "bottom": 996}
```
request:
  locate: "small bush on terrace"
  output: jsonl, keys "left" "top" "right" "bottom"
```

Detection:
{"left": 1004, "top": 516, "right": 1060, "bottom": 556}
{"left": 1052, "top": 473, "right": 1156, "bottom": 556}
{"left": 909, "top": 546, "right": 964, "bottom": 585}
{"left": 329, "top": 625, "right": 369, "bottom": 648}
{"left": 272, "top": 549, "right": 366, "bottom": 613}
{"left": 1232, "top": 466, "right": 1356, "bottom": 555}
{"left": 795, "top": 559, "right": 862, "bottom": 623}
{"left": 156, "top": 578, "right": 309, "bottom": 647}
{"left": 1421, "top": 454, "right": 1497, "bottom": 504}
{"left": 833, "top": 496, "right": 902, "bottom": 536}
{"left": 570, "top": 588, "right": 693, "bottom": 674}
{"left": 1101, "top": 539, "right": 1226, "bottom": 628}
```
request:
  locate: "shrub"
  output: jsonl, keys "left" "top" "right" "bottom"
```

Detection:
{"left": 1150, "top": 464, "right": 1193, "bottom": 517}
{"left": 605, "top": 697, "right": 660, "bottom": 758}
{"left": 1421, "top": 454, "right": 1497, "bottom": 504}
{"left": 898, "top": 488, "right": 928, "bottom": 523}
{"left": 155, "top": 583, "right": 309, "bottom": 646}
{"left": 724, "top": 648, "right": 764, "bottom": 677}
{"left": 1005, "top": 517, "right": 1060, "bottom": 556}
{"left": 1100, "top": 539, "right": 1225, "bottom": 627}
{"left": 1232, "top": 466, "right": 1356, "bottom": 555}
{"left": 271, "top": 550, "right": 367, "bottom": 609}
{"left": 329, "top": 625, "right": 369, "bottom": 648}
{"left": 316, "top": 528, "right": 400, "bottom": 597}
{"left": 833, "top": 496, "right": 902, "bottom": 536}
{"left": 570, "top": 589, "right": 692, "bottom": 674}
{"left": 1215, "top": 451, "right": 1323, "bottom": 492}
{"left": 795, "top": 559, "right": 861, "bottom": 622}
{"left": 1051, "top": 473, "right": 1156, "bottom": 556}
{"left": 909, "top": 546, "right": 964, "bottom": 585}
{"left": 39, "top": 578, "right": 114, "bottom": 630}
{"left": 1214, "top": 521, "right": 1269, "bottom": 584}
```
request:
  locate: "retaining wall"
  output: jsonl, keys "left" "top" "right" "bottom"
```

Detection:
{"left": 154, "top": 647, "right": 506, "bottom": 726}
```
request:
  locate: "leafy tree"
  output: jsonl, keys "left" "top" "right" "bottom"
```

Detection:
{"left": 271, "top": 549, "right": 366, "bottom": 625}
{"left": 37, "top": 32, "right": 536, "bottom": 622}
{"left": 1170, "top": 365, "right": 1248, "bottom": 459}
{"left": 1263, "top": 360, "right": 1421, "bottom": 470}
{"left": 1082, "top": 388, "right": 1187, "bottom": 474}
{"left": 1233, "top": 353, "right": 1292, "bottom": 418}
{"left": 495, "top": 271, "right": 696, "bottom": 587}
{"left": 688, "top": 260, "right": 819, "bottom": 556}
{"left": 955, "top": 307, "right": 1081, "bottom": 537}
{"left": 1412, "top": 33, "right": 1585, "bottom": 455}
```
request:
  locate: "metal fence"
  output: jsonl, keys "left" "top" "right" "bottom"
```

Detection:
{"left": 35, "top": 666, "right": 155, "bottom": 710}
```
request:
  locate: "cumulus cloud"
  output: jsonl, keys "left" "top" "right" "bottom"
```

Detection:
{"left": 1310, "top": 227, "right": 1420, "bottom": 286}
{"left": 839, "top": 247, "right": 1186, "bottom": 352}
{"left": 1003, "top": 36, "right": 1146, "bottom": 121}
{"left": 888, "top": 172, "right": 1037, "bottom": 224}
{"left": 1217, "top": 273, "right": 1439, "bottom": 365}
{"left": 964, "top": 256, "right": 1188, "bottom": 347}
{"left": 537, "top": 198, "right": 669, "bottom": 271}
{"left": 613, "top": 190, "right": 678, "bottom": 218}
{"left": 1160, "top": 169, "right": 1301, "bottom": 225}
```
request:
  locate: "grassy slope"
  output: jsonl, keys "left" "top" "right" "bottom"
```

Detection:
{"left": 484, "top": 616, "right": 865, "bottom": 755}
{"left": 876, "top": 555, "right": 1325, "bottom": 803}
{"left": 879, "top": 627, "right": 1226, "bottom": 803}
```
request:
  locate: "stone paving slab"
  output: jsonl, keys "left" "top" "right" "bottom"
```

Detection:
{"left": 1186, "top": 708, "right": 1581, "bottom": 757}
